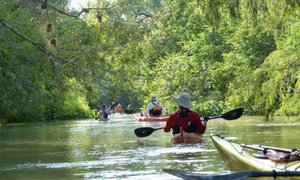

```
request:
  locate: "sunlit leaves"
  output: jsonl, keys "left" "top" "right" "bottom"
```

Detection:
{"left": 1, "top": 0, "right": 300, "bottom": 123}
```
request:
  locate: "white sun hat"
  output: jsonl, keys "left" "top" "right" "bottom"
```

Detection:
{"left": 173, "top": 92, "right": 193, "bottom": 109}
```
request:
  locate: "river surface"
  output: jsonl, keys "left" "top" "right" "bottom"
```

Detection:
{"left": 0, "top": 114, "right": 299, "bottom": 179}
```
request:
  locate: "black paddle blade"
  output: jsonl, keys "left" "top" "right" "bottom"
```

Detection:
{"left": 163, "top": 169, "right": 300, "bottom": 180}
{"left": 221, "top": 108, "right": 243, "bottom": 120}
{"left": 163, "top": 168, "right": 253, "bottom": 180}
{"left": 163, "top": 169, "right": 197, "bottom": 180}
{"left": 134, "top": 127, "right": 155, "bottom": 137}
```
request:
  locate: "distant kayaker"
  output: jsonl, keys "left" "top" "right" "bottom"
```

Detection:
{"left": 114, "top": 104, "right": 124, "bottom": 113}
{"left": 164, "top": 92, "right": 207, "bottom": 135}
{"left": 124, "top": 104, "right": 134, "bottom": 114}
{"left": 143, "top": 96, "right": 165, "bottom": 117}
{"left": 98, "top": 104, "right": 111, "bottom": 120}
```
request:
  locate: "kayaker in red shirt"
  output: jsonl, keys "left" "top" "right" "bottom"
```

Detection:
{"left": 164, "top": 92, "right": 207, "bottom": 135}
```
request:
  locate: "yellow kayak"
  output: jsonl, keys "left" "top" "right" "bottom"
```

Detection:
{"left": 172, "top": 128, "right": 203, "bottom": 144}
{"left": 211, "top": 134, "right": 300, "bottom": 172}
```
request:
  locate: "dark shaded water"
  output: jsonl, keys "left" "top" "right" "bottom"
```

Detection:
{"left": 0, "top": 114, "right": 299, "bottom": 179}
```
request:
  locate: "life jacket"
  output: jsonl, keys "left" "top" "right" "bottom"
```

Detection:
{"left": 153, "top": 102, "right": 162, "bottom": 111}
{"left": 114, "top": 107, "right": 123, "bottom": 113}
{"left": 149, "top": 102, "right": 162, "bottom": 116}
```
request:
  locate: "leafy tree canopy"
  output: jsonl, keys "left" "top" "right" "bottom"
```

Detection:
{"left": 1, "top": 0, "right": 299, "bottom": 123}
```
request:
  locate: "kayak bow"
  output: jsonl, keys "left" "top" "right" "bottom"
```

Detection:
{"left": 136, "top": 116, "right": 168, "bottom": 122}
{"left": 211, "top": 134, "right": 300, "bottom": 172}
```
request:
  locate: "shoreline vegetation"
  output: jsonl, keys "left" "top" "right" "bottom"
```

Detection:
{"left": 1, "top": 115, "right": 300, "bottom": 127}
{"left": 1, "top": 1, "right": 299, "bottom": 124}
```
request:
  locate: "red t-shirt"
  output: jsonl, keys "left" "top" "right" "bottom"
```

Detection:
{"left": 164, "top": 111, "right": 206, "bottom": 134}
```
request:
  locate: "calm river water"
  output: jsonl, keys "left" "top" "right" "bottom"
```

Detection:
{"left": 0, "top": 114, "right": 299, "bottom": 179}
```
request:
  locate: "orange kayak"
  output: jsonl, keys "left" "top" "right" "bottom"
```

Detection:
{"left": 172, "top": 128, "right": 203, "bottom": 144}
{"left": 136, "top": 116, "right": 168, "bottom": 122}
{"left": 114, "top": 107, "right": 124, "bottom": 113}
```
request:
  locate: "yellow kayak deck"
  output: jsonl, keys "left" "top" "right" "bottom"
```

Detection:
{"left": 211, "top": 134, "right": 300, "bottom": 172}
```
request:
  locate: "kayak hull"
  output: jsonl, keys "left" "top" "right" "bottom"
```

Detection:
{"left": 172, "top": 129, "right": 203, "bottom": 144}
{"left": 136, "top": 116, "right": 168, "bottom": 122}
{"left": 211, "top": 134, "right": 300, "bottom": 172}
{"left": 114, "top": 107, "right": 124, "bottom": 113}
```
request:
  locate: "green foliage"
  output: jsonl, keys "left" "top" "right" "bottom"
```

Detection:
{"left": 1, "top": 0, "right": 300, "bottom": 123}
{"left": 252, "top": 22, "right": 300, "bottom": 117}
{"left": 0, "top": 0, "right": 95, "bottom": 122}
{"left": 193, "top": 100, "right": 232, "bottom": 117}
{"left": 47, "top": 79, "right": 94, "bottom": 120}
{"left": 222, "top": 23, "right": 277, "bottom": 115}
{"left": 0, "top": 116, "right": 7, "bottom": 127}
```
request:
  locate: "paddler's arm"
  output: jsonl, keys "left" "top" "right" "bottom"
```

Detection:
{"left": 142, "top": 104, "right": 152, "bottom": 117}
{"left": 164, "top": 120, "right": 171, "bottom": 132}
{"left": 164, "top": 114, "right": 173, "bottom": 132}
{"left": 195, "top": 113, "right": 206, "bottom": 134}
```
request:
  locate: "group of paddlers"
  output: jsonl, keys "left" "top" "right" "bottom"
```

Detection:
{"left": 96, "top": 103, "right": 134, "bottom": 120}
{"left": 96, "top": 103, "right": 117, "bottom": 120}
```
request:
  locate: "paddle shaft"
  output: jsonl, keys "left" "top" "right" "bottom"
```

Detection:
{"left": 163, "top": 168, "right": 300, "bottom": 180}
{"left": 250, "top": 171, "right": 300, "bottom": 177}
{"left": 207, "top": 115, "right": 221, "bottom": 120}
{"left": 257, "top": 144, "right": 296, "bottom": 153}
{"left": 241, "top": 144, "right": 294, "bottom": 154}
{"left": 153, "top": 127, "right": 164, "bottom": 131}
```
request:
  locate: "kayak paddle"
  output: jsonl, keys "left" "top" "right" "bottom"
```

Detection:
{"left": 134, "top": 108, "right": 244, "bottom": 138}
{"left": 207, "top": 107, "right": 244, "bottom": 120}
{"left": 134, "top": 127, "right": 164, "bottom": 138}
{"left": 163, "top": 168, "right": 300, "bottom": 180}
{"left": 241, "top": 143, "right": 296, "bottom": 154}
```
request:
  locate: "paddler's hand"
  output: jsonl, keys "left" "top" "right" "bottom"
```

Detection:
{"left": 202, "top": 116, "right": 209, "bottom": 121}
{"left": 202, "top": 116, "right": 209, "bottom": 125}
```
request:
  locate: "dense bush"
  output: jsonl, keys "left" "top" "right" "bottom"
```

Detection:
{"left": 193, "top": 100, "right": 232, "bottom": 117}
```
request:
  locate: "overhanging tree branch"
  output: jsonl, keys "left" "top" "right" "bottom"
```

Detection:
{"left": 0, "top": 17, "right": 68, "bottom": 65}
{"left": 37, "top": 0, "right": 81, "bottom": 19}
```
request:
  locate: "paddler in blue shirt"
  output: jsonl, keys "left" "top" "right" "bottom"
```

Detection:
{"left": 143, "top": 96, "right": 165, "bottom": 117}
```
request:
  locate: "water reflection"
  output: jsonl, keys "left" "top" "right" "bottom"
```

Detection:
{"left": 0, "top": 115, "right": 299, "bottom": 179}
